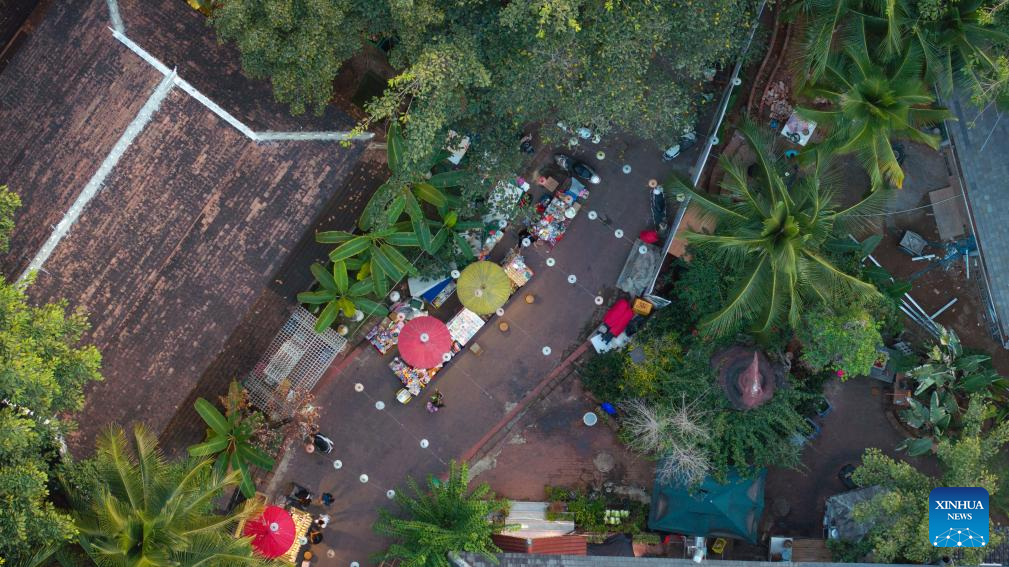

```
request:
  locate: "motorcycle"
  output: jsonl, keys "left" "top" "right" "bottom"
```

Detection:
{"left": 650, "top": 186, "right": 668, "bottom": 234}
{"left": 661, "top": 132, "right": 697, "bottom": 161}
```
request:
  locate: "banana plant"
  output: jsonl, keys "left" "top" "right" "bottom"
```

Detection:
{"left": 898, "top": 391, "right": 952, "bottom": 456}
{"left": 298, "top": 260, "right": 390, "bottom": 332}
{"left": 317, "top": 225, "right": 423, "bottom": 297}
{"left": 428, "top": 210, "right": 484, "bottom": 264}
{"left": 898, "top": 325, "right": 1002, "bottom": 455}
{"left": 188, "top": 384, "right": 274, "bottom": 498}
{"left": 911, "top": 326, "right": 1000, "bottom": 399}
{"left": 359, "top": 121, "right": 469, "bottom": 246}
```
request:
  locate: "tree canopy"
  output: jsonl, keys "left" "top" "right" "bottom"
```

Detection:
{"left": 0, "top": 273, "right": 103, "bottom": 564}
{"left": 68, "top": 425, "right": 269, "bottom": 567}
{"left": 796, "top": 0, "right": 1009, "bottom": 108}
{"left": 373, "top": 460, "right": 506, "bottom": 566}
{"left": 210, "top": 0, "right": 761, "bottom": 174}
{"left": 671, "top": 121, "right": 887, "bottom": 337}
{"left": 852, "top": 396, "right": 1009, "bottom": 564}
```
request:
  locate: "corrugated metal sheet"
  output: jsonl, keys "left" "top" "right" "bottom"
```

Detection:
{"left": 492, "top": 534, "right": 588, "bottom": 556}
{"left": 493, "top": 534, "right": 533, "bottom": 552}
{"left": 530, "top": 535, "right": 588, "bottom": 555}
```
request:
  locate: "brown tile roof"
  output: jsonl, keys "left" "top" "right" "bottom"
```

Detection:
{"left": 0, "top": 0, "right": 162, "bottom": 278}
{"left": 0, "top": 0, "right": 380, "bottom": 453}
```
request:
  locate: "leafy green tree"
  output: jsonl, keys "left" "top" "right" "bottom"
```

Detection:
{"left": 188, "top": 381, "right": 275, "bottom": 498}
{"left": 878, "top": 0, "right": 1009, "bottom": 98}
{"left": 792, "top": 0, "right": 868, "bottom": 84}
{"left": 0, "top": 275, "right": 102, "bottom": 565}
{"left": 852, "top": 396, "right": 1009, "bottom": 564}
{"left": 298, "top": 260, "right": 390, "bottom": 332}
{"left": 585, "top": 323, "right": 812, "bottom": 480}
{"left": 899, "top": 325, "right": 1002, "bottom": 454}
{"left": 671, "top": 120, "right": 887, "bottom": 337}
{"left": 373, "top": 460, "right": 506, "bottom": 567}
{"left": 797, "top": 20, "right": 954, "bottom": 189}
{"left": 68, "top": 425, "right": 269, "bottom": 567}
{"left": 211, "top": 1, "right": 760, "bottom": 175}
{"left": 0, "top": 184, "right": 21, "bottom": 252}
{"left": 797, "top": 306, "right": 882, "bottom": 379}
{"left": 209, "top": 0, "right": 382, "bottom": 115}
{"left": 707, "top": 387, "right": 812, "bottom": 479}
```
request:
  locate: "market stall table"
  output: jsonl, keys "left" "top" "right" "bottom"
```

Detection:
{"left": 534, "top": 197, "right": 581, "bottom": 245}
{"left": 502, "top": 250, "right": 533, "bottom": 288}
{"left": 366, "top": 317, "right": 405, "bottom": 354}
{"left": 447, "top": 308, "right": 486, "bottom": 346}
{"left": 391, "top": 357, "right": 441, "bottom": 396}
{"left": 366, "top": 303, "right": 426, "bottom": 354}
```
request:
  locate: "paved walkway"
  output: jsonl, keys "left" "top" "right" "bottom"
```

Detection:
{"left": 268, "top": 138, "right": 696, "bottom": 564}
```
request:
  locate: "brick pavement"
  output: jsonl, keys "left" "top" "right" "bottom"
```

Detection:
{"left": 269, "top": 137, "right": 697, "bottom": 564}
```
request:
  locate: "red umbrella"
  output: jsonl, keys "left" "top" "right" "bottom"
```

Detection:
{"left": 244, "top": 506, "right": 296, "bottom": 558}
{"left": 399, "top": 316, "right": 453, "bottom": 369}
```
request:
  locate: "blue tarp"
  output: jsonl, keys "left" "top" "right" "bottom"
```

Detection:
{"left": 420, "top": 278, "right": 453, "bottom": 303}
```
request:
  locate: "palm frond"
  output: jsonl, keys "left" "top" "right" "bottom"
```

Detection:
{"left": 700, "top": 257, "right": 771, "bottom": 337}
{"left": 829, "top": 187, "right": 892, "bottom": 234}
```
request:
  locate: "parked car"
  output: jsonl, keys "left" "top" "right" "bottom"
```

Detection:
{"left": 553, "top": 153, "right": 601, "bottom": 184}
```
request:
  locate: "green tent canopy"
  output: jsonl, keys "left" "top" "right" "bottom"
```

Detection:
{"left": 648, "top": 468, "right": 766, "bottom": 544}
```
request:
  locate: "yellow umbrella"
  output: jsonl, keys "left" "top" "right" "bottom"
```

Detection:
{"left": 457, "top": 261, "right": 512, "bottom": 315}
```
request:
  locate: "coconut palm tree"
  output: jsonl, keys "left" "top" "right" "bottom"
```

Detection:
{"left": 67, "top": 425, "right": 268, "bottom": 567}
{"left": 793, "top": 0, "right": 870, "bottom": 84}
{"left": 865, "top": 0, "right": 1009, "bottom": 98}
{"left": 668, "top": 120, "right": 888, "bottom": 337}
{"left": 797, "top": 20, "right": 954, "bottom": 189}
{"left": 373, "top": 460, "right": 507, "bottom": 566}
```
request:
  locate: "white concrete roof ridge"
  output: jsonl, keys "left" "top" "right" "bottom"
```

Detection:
{"left": 18, "top": 70, "right": 177, "bottom": 282}
{"left": 105, "top": 0, "right": 373, "bottom": 143}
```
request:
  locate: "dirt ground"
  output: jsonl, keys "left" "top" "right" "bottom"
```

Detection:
{"left": 764, "top": 376, "right": 940, "bottom": 538}
{"left": 833, "top": 142, "right": 1009, "bottom": 373}
{"left": 470, "top": 373, "right": 654, "bottom": 501}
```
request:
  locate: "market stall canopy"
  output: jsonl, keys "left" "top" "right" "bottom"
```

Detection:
{"left": 458, "top": 261, "right": 512, "bottom": 314}
{"left": 824, "top": 486, "right": 885, "bottom": 542}
{"left": 616, "top": 239, "right": 661, "bottom": 296}
{"left": 648, "top": 468, "right": 766, "bottom": 544}
{"left": 398, "top": 316, "right": 453, "bottom": 369}
{"left": 244, "top": 506, "right": 296, "bottom": 558}
{"left": 711, "top": 346, "right": 782, "bottom": 410}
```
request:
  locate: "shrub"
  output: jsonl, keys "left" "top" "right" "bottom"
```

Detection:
{"left": 798, "top": 306, "right": 882, "bottom": 379}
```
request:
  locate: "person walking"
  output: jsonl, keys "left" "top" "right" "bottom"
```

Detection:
{"left": 321, "top": 492, "right": 334, "bottom": 507}
{"left": 315, "top": 513, "right": 330, "bottom": 529}
{"left": 427, "top": 390, "right": 445, "bottom": 413}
